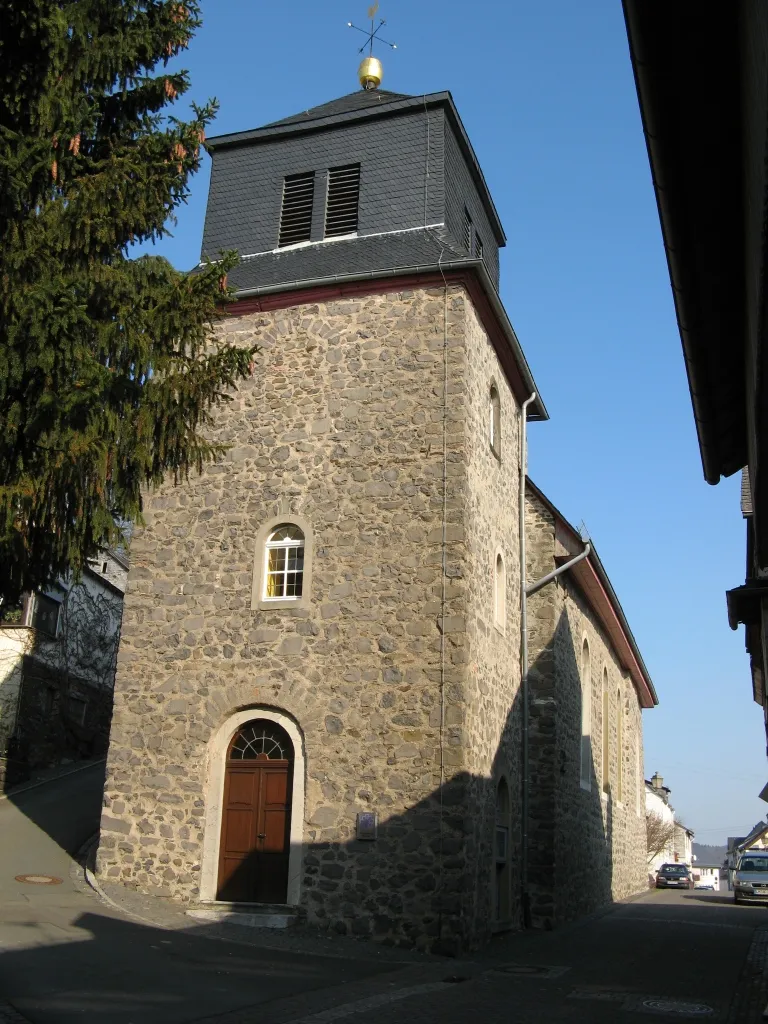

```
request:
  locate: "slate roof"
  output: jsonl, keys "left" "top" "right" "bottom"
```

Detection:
{"left": 226, "top": 227, "right": 465, "bottom": 293}
{"left": 261, "top": 89, "right": 413, "bottom": 128}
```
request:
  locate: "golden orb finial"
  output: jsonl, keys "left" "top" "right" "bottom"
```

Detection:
{"left": 348, "top": 4, "right": 396, "bottom": 91}
{"left": 358, "top": 55, "right": 383, "bottom": 90}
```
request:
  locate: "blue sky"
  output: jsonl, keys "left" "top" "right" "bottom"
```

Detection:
{"left": 145, "top": 0, "right": 762, "bottom": 847}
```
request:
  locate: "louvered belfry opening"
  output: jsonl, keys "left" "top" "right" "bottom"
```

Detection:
{"left": 278, "top": 171, "right": 315, "bottom": 247}
{"left": 325, "top": 163, "right": 361, "bottom": 238}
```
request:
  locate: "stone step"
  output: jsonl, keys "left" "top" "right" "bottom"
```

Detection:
{"left": 186, "top": 901, "right": 298, "bottom": 930}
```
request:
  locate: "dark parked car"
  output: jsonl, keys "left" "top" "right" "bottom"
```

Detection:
{"left": 656, "top": 864, "right": 693, "bottom": 890}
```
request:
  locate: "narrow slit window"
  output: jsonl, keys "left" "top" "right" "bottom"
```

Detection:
{"left": 463, "top": 208, "right": 472, "bottom": 253}
{"left": 494, "top": 552, "right": 506, "bottom": 629}
{"left": 616, "top": 688, "right": 623, "bottom": 803}
{"left": 278, "top": 171, "right": 315, "bottom": 247}
{"left": 602, "top": 671, "right": 610, "bottom": 793}
{"left": 580, "top": 639, "right": 592, "bottom": 789}
{"left": 489, "top": 384, "right": 501, "bottom": 457}
{"left": 325, "top": 163, "right": 360, "bottom": 238}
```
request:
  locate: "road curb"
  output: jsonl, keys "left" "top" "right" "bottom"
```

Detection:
{"left": 0, "top": 758, "right": 105, "bottom": 802}
{"left": 76, "top": 832, "right": 157, "bottom": 926}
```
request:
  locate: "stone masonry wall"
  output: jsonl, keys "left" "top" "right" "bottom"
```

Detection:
{"left": 98, "top": 285, "right": 487, "bottom": 952}
{"left": 553, "top": 583, "right": 646, "bottom": 924}
{"left": 461, "top": 299, "right": 523, "bottom": 940}
{"left": 523, "top": 491, "right": 559, "bottom": 926}
{"left": 525, "top": 490, "right": 646, "bottom": 928}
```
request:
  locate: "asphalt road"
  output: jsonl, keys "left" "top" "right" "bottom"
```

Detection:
{"left": 0, "top": 764, "right": 397, "bottom": 1024}
{"left": 2, "top": 766, "right": 767, "bottom": 1023}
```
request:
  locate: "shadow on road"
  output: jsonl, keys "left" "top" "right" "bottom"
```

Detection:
{"left": 5, "top": 761, "right": 105, "bottom": 858}
{"left": 681, "top": 892, "right": 760, "bottom": 907}
{"left": 0, "top": 908, "right": 400, "bottom": 1024}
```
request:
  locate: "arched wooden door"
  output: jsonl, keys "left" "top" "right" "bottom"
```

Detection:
{"left": 216, "top": 720, "right": 293, "bottom": 904}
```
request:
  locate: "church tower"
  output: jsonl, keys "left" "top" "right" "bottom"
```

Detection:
{"left": 98, "top": 59, "right": 551, "bottom": 952}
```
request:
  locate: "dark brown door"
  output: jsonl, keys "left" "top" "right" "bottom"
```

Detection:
{"left": 216, "top": 719, "right": 294, "bottom": 903}
{"left": 217, "top": 761, "right": 291, "bottom": 903}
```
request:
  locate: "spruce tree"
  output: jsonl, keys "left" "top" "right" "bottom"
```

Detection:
{"left": 0, "top": 1, "right": 254, "bottom": 604}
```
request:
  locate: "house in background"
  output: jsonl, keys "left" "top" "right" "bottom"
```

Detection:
{"left": 645, "top": 772, "right": 694, "bottom": 878}
{"left": 692, "top": 865, "right": 721, "bottom": 891}
{"left": 645, "top": 772, "right": 675, "bottom": 879}
{"left": 674, "top": 821, "right": 694, "bottom": 868}
{"left": 0, "top": 549, "right": 127, "bottom": 788}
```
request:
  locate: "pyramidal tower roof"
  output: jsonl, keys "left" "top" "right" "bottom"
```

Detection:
{"left": 261, "top": 88, "right": 413, "bottom": 129}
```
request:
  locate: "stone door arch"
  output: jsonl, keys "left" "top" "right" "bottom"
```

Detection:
{"left": 216, "top": 719, "right": 294, "bottom": 903}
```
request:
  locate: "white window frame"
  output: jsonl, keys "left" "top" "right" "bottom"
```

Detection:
{"left": 263, "top": 525, "right": 305, "bottom": 602}
{"left": 251, "top": 515, "right": 314, "bottom": 612}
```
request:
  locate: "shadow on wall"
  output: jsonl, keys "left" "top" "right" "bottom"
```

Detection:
{"left": 1, "top": 594, "right": 120, "bottom": 792}
{"left": 200, "top": 607, "right": 619, "bottom": 953}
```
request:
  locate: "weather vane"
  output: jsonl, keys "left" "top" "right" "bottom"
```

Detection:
{"left": 347, "top": 4, "right": 397, "bottom": 90}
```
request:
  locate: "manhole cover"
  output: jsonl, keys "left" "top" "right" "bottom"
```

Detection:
{"left": 641, "top": 999, "right": 714, "bottom": 1017}
{"left": 14, "top": 874, "right": 63, "bottom": 885}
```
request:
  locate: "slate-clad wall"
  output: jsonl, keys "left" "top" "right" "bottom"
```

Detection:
{"left": 444, "top": 121, "right": 501, "bottom": 287}
{"left": 201, "top": 103, "right": 501, "bottom": 293}
{"left": 201, "top": 109, "right": 446, "bottom": 258}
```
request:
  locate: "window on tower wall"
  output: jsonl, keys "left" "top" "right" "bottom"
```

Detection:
{"left": 602, "top": 670, "right": 610, "bottom": 794}
{"left": 494, "top": 551, "right": 506, "bottom": 632}
{"left": 263, "top": 525, "right": 305, "bottom": 600}
{"left": 580, "top": 638, "right": 592, "bottom": 790}
{"left": 489, "top": 384, "right": 501, "bottom": 458}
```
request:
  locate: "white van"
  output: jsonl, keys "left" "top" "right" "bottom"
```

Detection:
{"left": 734, "top": 850, "right": 768, "bottom": 903}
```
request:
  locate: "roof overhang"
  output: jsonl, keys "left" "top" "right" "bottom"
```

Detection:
{"left": 622, "top": 1, "right": 747, "bottom": 484}
{"left": 527, "top": 478, "right": 657, "bottom": 708}
{"left": 226, "top": 259, "right": 548, "bottom": 420}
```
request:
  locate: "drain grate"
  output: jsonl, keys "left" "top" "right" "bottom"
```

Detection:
{"left": 14, "top": 874, "right": 63, "bottom": 886}
{"left": 638, "top": 999, "right": 714, "bottom": 1017}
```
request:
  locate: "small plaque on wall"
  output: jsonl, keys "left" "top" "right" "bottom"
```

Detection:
{"left": 356, "top": 811, "right": 378, "bottom": 840}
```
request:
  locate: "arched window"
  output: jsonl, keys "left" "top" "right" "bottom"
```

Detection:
{"left": 602, "top": 670, "right": 610, "bottom": 794}
{"left": 228, "top": 720, "right": 294, "bottom": 761}
{"left": 263, "top": 524, "right": 305, "bottom": 600}
{"left": 579, "top": 639, "right": 592, "bottom": 789}
{"left": 489, "top": 384, "right": 501, "bottom": 457}
{"left": 494, "top": 551, "right": 506, "bottom": 630}
{"left": 616, "top": 688, "right": 623, "bottom": 803}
